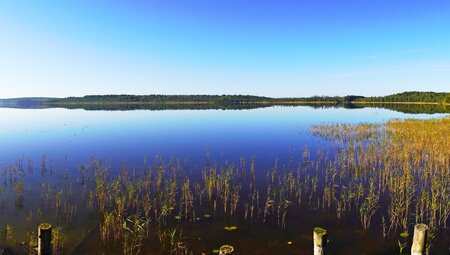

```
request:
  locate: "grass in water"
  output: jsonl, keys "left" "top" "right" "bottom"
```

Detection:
{"left": 0, "top": 117, "right": 448, "bottom": 254}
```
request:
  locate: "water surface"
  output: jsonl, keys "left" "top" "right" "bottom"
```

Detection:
{"left": 0, "top": 106, "right": 447, "bottom": 255}
{"left": 1, "top": 106, "right": 445, "bottom": 166}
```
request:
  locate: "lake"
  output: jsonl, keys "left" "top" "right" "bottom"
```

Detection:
{"left": 1, "top": 106, "right": 446, "bottom": 167}
{"left": 0, "top": 105, "right": 448, "bottom": 255}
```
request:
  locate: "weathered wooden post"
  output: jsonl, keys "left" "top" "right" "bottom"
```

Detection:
{"left": 38, "top": 223, "right": 52, "bottom": 255}
{"left": 219, "top": 244, "right": 234, "bottom": 255}
{"left": 313, "top": 227, "right": 327, "bottom": 255}
{"left": 411, "top": 224, "right": 428, "bottom": 255}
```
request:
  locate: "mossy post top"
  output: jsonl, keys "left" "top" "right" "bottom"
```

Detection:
{"left": 314, "top": 227, "right": 327, "bottom": 235}
{"left": 38, "top": 223, "right": 52, "bottom": 230}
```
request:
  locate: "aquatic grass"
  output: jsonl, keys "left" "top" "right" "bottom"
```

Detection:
{"left": 156, "top": 228, "right": 186, "bottom": 255}
{"left": 0, "top": 117, "right": 448, "bottom": 254}
{"left": 0, "top": 225, "right": 13, "bottom": 247}
{"left": 51, "top": 226, "right": 65, "bottom": 255}
{"left": 122, "top": 215, "right": 147, "bottom": 255}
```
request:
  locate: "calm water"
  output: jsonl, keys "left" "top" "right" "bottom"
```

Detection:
{"left": 0, "top": 106, "right": 448, "bottom": 255}
{"left": 1, "top": 106, "right": 445, "bottom": 167}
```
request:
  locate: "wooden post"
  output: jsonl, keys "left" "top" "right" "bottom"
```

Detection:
{"left": 38, "top": 223, "right": 52, "bottom": 255}
{"left": 313, "top": 227, "right": 327, "bottom": 255}
{"left": 219, "top": 244, "right": 234, "bottom": 255}
{"left": 411, "top": 224, "right": 428, "bottom": 255}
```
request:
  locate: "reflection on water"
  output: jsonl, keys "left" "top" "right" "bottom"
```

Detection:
{"left": 1, "top": 106, "right": 446, "bottom": 165}
{"left": 0, "top": 106, "right": 448, "bottom": 254}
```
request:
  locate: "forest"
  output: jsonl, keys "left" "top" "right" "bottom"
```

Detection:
{"left": 353, "top": 91, "right": 450, "bottom": 103}
{"left": 45, "top": 92, "right": 449, "bottom": 106}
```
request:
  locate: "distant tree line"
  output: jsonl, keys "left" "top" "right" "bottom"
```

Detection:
{"left": 353, "top": 91, "right": 450, "bottom": 104}
{"left": 49, "top": 95, "right": 272, "bottom": 104}
{"left": 47, "top": 94, "right": 364, "bottom": 105}
{"left": 276, "top": 95, "right": 365, "bottom": 105}
{"left": 46, "top": 91, "right": 449, "bottom": 106}
{"left": 41, "top": 92, "right": 450, "bottom": 114}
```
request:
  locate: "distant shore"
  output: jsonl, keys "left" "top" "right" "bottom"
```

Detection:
{"left": 44, "top": 91, "right": 450, "bottom": 106}
{"left": 352, "top": 101, "right": 449, "bottom": 105}
{"left": 45, "top": 100, "right": 449, "bottom": 106}
{"left": 2, "top": 92, "right": 449, "bottom": 112}
{"left": 45, "top": 100, "right": 339, "bottom": 105}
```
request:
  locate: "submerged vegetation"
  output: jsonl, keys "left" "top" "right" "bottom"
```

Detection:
{"left": 0, "top": 117, "right": 449, "bottom": 254}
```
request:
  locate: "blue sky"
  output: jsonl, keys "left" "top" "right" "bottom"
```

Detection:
{"left": 1, "top": 1, "right": 449, "bottom": 98}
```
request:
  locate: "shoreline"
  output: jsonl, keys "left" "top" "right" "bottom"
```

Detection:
{"left": 45, "top": 101, "right": 449, "bottom": 106}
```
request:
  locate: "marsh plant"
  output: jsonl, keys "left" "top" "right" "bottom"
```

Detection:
{"left": 0, "top": 117, "right": 448, "bottom": 254}
{"left": 156, "top": 228, "right": 189, "bottom": 255}
{"left": 0, "top": 225, "right": 13, "bottom": 247}
{"left": 122, "top": 215, "right": 148, "bottom": 255}
{"left": 52, "top": 226, "right": 65, "bottom": 255}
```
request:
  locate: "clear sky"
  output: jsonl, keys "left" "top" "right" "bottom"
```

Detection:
{"left": 1, "top": 1, "right": 449, "bottom": 98}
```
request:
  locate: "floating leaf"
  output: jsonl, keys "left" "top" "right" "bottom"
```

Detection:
{"left": 212, "top": 249, "right": 219, "bottom": 253}
{"left": 400, "top": 232, "right": 409, "bottom": 238}
{"left": 174, "top": 215, "right": 182, "bottom": 220}
{"left": 224, "top": 226, "right": 238, "bottom": 231}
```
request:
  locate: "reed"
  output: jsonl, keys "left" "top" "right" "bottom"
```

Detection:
{"left": 52, "top": 226, "right": 64, "bottom": 255}
{"left": 156, "top": 228, "right": 186, "bottom": 255}
{"left": 122, "top": 215, "right": 147, "bottom": 255}
{"left": 0, "top": 117, "right": 448, "bottom": 254}
{"left": 0, "top": 225, "right": 12, "bottom": 247}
